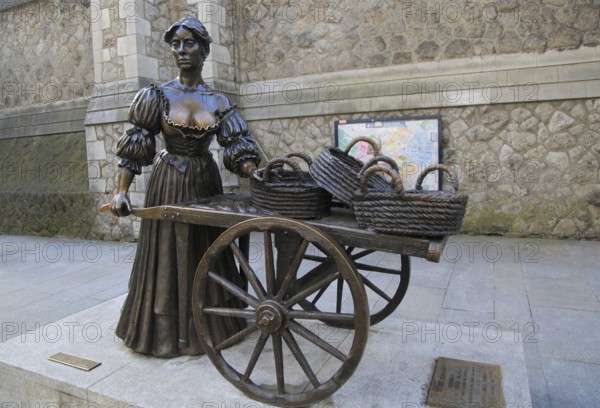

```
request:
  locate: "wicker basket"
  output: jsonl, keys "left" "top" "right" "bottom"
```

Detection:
{"left": 250, "top": 156, "right": 331, "bottom": 219}
{"left": 309, "top": 136, "right": 399, "bottom": 208}
{"left": 352, "top": 164, "right": 468, "bottom": 237}
{"left": 268, "top": 152, "right": 315, "bottom": 183}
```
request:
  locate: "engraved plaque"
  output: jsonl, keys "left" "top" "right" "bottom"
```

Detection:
{"left": 427, "top": 357, "right": 502, "bottom": 408}
{"left": 48, "top": 352, "right": 101, "bottom": 371}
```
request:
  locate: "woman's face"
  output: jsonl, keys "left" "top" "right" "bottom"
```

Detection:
{"left": 170, "top": 27, "right": 206, "bottom": 71}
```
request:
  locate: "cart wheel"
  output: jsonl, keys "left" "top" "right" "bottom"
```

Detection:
{"left": 301, "top": 249, "right": 410, "bottom": 328}
{"left": 193, "top": 217, "right": 369, "bottom": 407}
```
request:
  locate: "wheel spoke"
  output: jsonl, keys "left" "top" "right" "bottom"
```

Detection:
{"left": 282, "top": 329, "right": 320, "bottom": 388}
{"left": 230, "top": 242, "right": 266, "bottom": 300}
{"left": 275, "top": 238, "right": 309, "bottom": 301}
{"left": 302, "top": 254, "right": 328, "bottom": 263}
{"left": 288, "top": 321, "right": 346, "bottom": 362}
{"left": 203, "top": 307, "right": 256, "bottom": 319}
{"left": 354, "top": 262, "right": 403, "bottom": 275}
{"left": 264, "top": 231, "right": 276, "bottom": 296}
{"left": 336, "top": 276, "right": 344, "bottom": 314}
{"left": 273, "top": 333, "right": 285, "bottom": 394}
{"left": 360, "top": 274, "right": 392, "bottom": 302}
{"left": 289, "top": 310, "right": 356, "bottom": 325}
{"left": 215, "top": 324, "right": 259, "bottom": 352}
{"left": 310, "top": 276, "right": 334, "bottom": 306}
{"left": 207, "top": 271, "right": 259, "bottom": 308}
{"left": 349, "top": 249, "right": 374, "bottom": 260}
{"left": 284, "top": 272, "right": 340, "bottom": 307}
{"left": 237, "top": 234, "right": 250, "bottom": 292}
{"left": 242, "top": 332, "right": 270, "bottom": 381}
{"left": 295, "top": 259, "right": 336, "bottom": 288}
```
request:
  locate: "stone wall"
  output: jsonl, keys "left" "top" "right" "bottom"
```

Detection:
{"left": 96, "top": 0, "right": 195, "bottom": 83}
{"left": 0, "top": 132, "right": 97, "bottom": 237}
{"left": 150, "top": 0, "right": 196, "bottom": 82}
{"left": 0, "top": 0, "right": 94, "bottom": 108}
{"left": 247, "top": 98, "right": 600, "bottom": 238}
{"left": 86, "top": 121, "right": 133, "bottom": 240}
{"left": 92, "top": 0, "right": 233, "bottom": 84}
{"left": 0, "top": 1, "right": 96, "bottom": 239}
{"left": 233, "top": 2, "right": 600, "bottom": 240}
{"left": 236, "top": 0, "right": 600, "bottom": 81}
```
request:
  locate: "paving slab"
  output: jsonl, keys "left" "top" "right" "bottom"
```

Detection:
{"left": 393, "top": 285, "right": 445, "bottom": 323}
{"left": 521, "top": 254, "right": 586, "bottom": 280}
{"left": 494, "top": 261, "right": 526, "bottom": 293}
{"left": 525, "top": 276, "right": 600, "bottom": 312}
{"left": 442, "top": 260, "right": 495, "bottom": 314}
{"left": 579, "top": 263, "right": 600, "bottom": 300}
{"left": 493, "top": 288, "right": 533, "bottom": 329}
{"left": 0, "top": 288, "right": 52, "bottom": 312}
{"left": 522, "top": 341, "right": 551, "bottom": 408}
{"left": 543, "top": 357, "right": 600, "bottom": 408}
{"left": 404, "top": 256, "right": 453, "bottom": 289}
{"left": 531, "top": 306, "right": 600, "bottom": 364}
{"left": 437, "top": 308, "right": 495, "bottom": 329}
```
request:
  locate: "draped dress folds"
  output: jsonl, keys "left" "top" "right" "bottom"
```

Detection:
{"left": 114, "top": 81, "right": 261, "bottom": 357}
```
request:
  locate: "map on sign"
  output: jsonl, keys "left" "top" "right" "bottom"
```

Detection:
{"left": 335, "top": 115, "right": 442, "bottom": 190}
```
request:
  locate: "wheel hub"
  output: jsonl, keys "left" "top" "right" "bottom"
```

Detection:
{"left": 256, "top": 300, "right": 286, "bottom": 334}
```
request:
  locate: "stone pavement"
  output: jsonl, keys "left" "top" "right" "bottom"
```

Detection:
{"left": 0, "top": 233, "right": 598, "bottom": 407}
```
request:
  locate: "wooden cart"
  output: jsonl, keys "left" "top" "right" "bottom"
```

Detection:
{"left": 131, "top": 193, "right": 447, "bottom": 407}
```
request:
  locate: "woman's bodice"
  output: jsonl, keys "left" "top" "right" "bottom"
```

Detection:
{"left": 161, "top": 86, "right": 220, "bottom": 132}
{"left": 116, "top": 81, "right": 260, "bottom": 176}
{"left": 159, "top": 85, "right": 221, "bottom": 157}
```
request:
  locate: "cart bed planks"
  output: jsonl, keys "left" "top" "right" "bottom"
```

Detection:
{"left": 130, "top": 192, "right": 447, "bottom": 262}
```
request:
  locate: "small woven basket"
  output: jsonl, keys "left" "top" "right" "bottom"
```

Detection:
{"left": 352, "top": 164, "right": 469, "bottom": 237}
{"left": 268, "top": 152, "right": 315, "bottom": 183}
{"left": 250, "top": 156, "right": 331, "bottom": 219}
{"left": 310, "top": 136, "right": 398, "bottom": 208}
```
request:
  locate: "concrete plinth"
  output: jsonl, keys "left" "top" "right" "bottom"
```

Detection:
{"left": 0, "top": 294, "right": 530, "bottom": 407}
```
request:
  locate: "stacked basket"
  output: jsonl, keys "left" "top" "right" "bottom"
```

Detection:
{"left": 250, "top": 153, "right": 331, "bottom": 219}
{"left": 309, "top": 136, "right": 398, "bottom": 208}
{"left": 352, "top": 164, "right": 468, "bottom": 237}
{"left": 248, "top": 137, "right": 468, "bottom": 237}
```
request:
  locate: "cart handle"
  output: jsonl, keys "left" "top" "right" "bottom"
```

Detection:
{"left": 98, "top": 203, "right": 140, "bottom": 214}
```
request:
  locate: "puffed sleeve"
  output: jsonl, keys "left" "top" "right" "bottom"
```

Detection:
{"left": 116, "top": 85, "right": 162, "bottom": 174}
{"left": 216, "top": 94, "right": 261, "bottom": 175}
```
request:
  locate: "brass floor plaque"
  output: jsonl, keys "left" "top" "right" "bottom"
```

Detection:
{"left": 427, "top": 357, "right": 502, "bottom": 408}
{"left": 48, "top": 352, "right": 101, "bottom": 371}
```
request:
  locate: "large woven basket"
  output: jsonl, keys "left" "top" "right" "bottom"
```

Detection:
{"left": 309, "top": 136, "right": 398, "bottom": 208}
{"left": 352, "top": 164, "right": 468, "bottom": 237}
{"left": 250, "top": 156, "right": 331, "bottom": 219}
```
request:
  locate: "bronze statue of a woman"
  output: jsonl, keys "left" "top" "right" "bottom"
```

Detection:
{"left": 109, "top": 16, "right": 261, "bottom": 357}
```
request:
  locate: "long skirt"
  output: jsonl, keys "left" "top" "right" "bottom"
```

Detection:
{"left": 115, "top": 153, "right": 246, "bottom": 357}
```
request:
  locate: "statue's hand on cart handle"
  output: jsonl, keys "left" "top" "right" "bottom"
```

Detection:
{"left": 109, "top": 191, "right": 132, "bottom": 217}
{"left": 98, "top": 192, "right": 132, "bottom": 216}
{"left": 240, "top": 160, "right": 262, "bottom": 182}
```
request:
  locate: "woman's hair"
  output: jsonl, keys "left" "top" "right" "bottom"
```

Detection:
{"left": 163, "top": 16, "right": 212, "bottom": 59}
